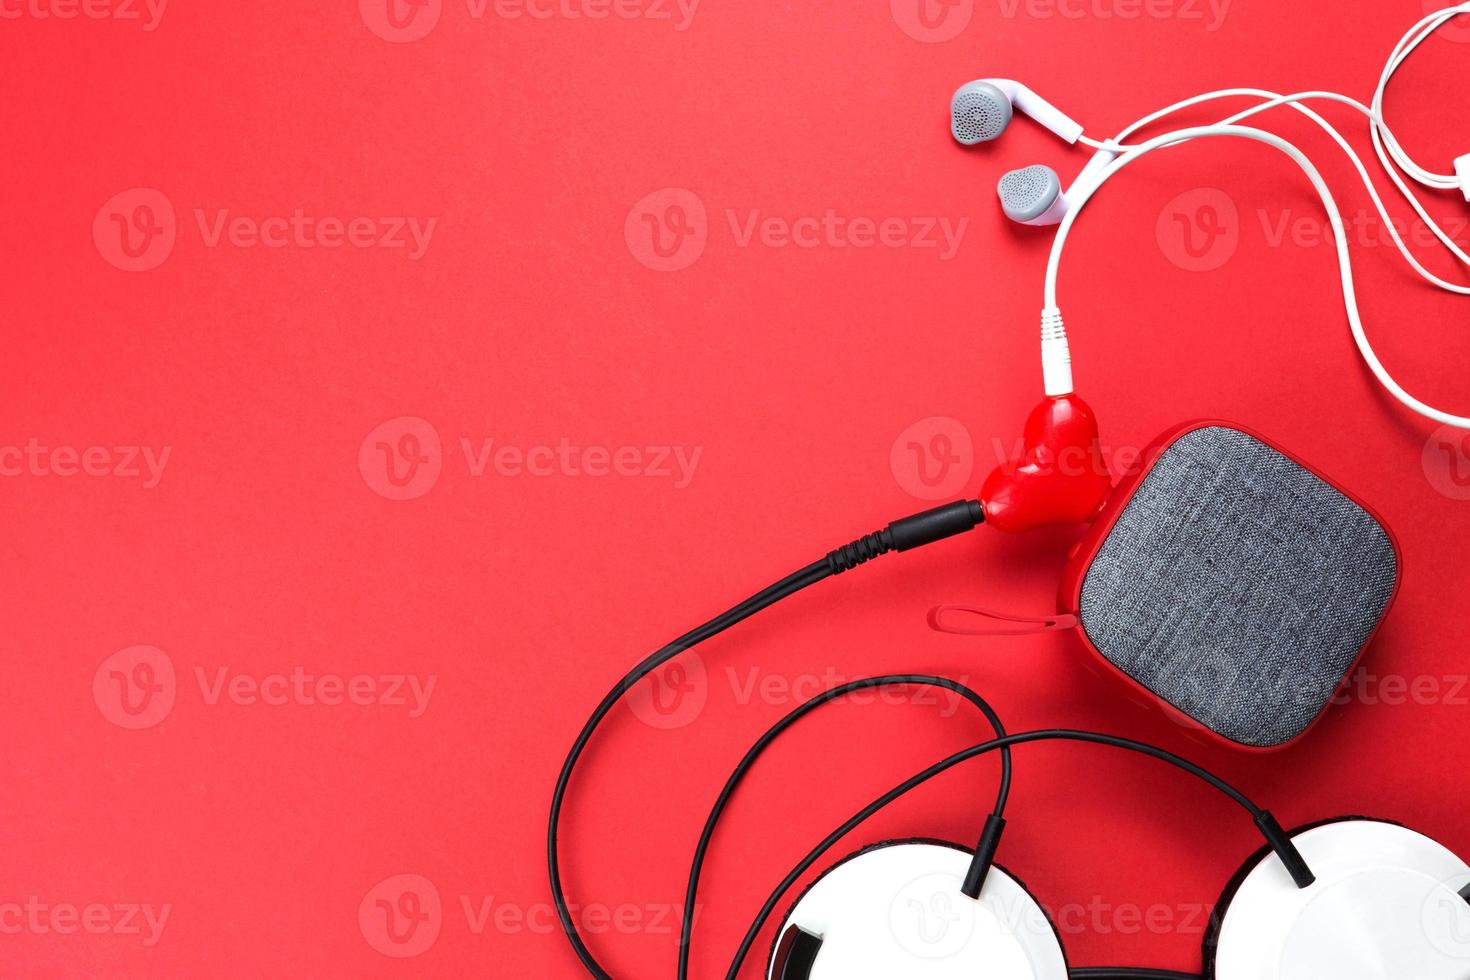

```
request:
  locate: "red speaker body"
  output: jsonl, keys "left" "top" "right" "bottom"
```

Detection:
{"left": 1056, "top": 420, "right": 1402, "bottom": 751}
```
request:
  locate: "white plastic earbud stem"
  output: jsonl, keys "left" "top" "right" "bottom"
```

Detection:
{"left": 987, "top": 79, "right": 1084, "bottom": 144}
{"left": 1456, "top": 152, "right": 1470, "bottom": 202}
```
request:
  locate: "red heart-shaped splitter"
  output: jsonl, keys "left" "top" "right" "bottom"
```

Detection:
{"left": 980, "top": 394, "right": 1113, "bottom": 533}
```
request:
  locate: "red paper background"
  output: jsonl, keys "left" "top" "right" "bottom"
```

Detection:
{"left": 3, "top": 1, "right": 1469, "bottom": 976}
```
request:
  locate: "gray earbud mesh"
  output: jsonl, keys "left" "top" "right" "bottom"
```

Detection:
{"left": 1078, "top": 426, "right": 1398, "bottom": 748}
{"left": 951, "top": 84, "right": 1013, "bottom": 144}
{"left": 997, "top": 164, "right": 1061, "bottom": 222}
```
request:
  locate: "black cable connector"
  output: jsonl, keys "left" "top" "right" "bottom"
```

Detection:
{"left": 827, "top": 500, "right": 984, "bottom": 573}
{"left": 961, "top": 812, "right": 1007, "bottom": 899}
{"left": 1254, "top": 811, "right": 1317, "bottom": 889}
{"left": 552, "top": 499, "right": 991, "bottom": 980}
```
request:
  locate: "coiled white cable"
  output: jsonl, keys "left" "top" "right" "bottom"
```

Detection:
{"left": 1048, "top": 4, "right": 1470, "bottom": 429}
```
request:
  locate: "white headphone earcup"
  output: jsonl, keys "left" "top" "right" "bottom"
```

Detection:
{"left": 1206, "top": 818, "right": 1470, "bottom": 980}
{"left": 768, "top": 839, "right": 1068, "bottom": 980}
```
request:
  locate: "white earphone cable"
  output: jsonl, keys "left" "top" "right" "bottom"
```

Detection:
{"left": 1045, "top": 123, "right": 1470, "bottom": 428}
{"left": 1049, "top": 5, "right": 1470, "bottom": 429}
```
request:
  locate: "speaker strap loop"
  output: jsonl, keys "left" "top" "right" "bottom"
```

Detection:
{"left": 927, "top": 603, "right": 1078, "bottom": 636}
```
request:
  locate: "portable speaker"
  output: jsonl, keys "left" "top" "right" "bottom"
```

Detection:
{"left": 1057, "top": 422, "right": 1401, "bottom": 750}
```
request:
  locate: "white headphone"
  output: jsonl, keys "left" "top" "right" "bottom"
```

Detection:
{"left": 770, "top": 820, "right": 1470, "bottom": 980}
{"left": 950, "top": 3, "right": 1470, "bottom": 429}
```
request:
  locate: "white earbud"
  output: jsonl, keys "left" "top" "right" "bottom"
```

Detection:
{"left": 996, "top": 147, "right": 1117, "bottom": 226}
{"left": 950, "top": 79, "right": 1084, "bottom": 146}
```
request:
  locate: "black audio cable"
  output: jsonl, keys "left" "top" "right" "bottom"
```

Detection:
{"left": 721, "top": 728, "right": 1314, "bottom": 980}
{"left": 678, "top": 674, "right": 1012, "bottom": 980}
{"left": 548, "top": 501, "right": 988, "bottom": 980}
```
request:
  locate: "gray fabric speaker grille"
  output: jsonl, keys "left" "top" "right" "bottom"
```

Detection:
{"left": 998, "top": 165, "right": 1060, "bottom": 222}
{"left": 952, "top": 87, "right": 1011, "bottom": 143}
{"left": 1078, "top": 426, "right": 1397, "bottom": 747}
